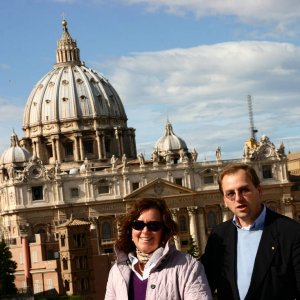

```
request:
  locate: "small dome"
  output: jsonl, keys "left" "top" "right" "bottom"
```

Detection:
{"left": 155, "top": 121, "right": 188, "bottom": 153}
{"left": 0, "top": 132, "right": 32, "bottom": 165}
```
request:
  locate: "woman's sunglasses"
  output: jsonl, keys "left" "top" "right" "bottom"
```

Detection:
{"left": 131, "top": 220, "right": 163, "bottom": 232}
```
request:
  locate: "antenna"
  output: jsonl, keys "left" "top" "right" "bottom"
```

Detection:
{"left": 247, "top": 95, "right": 258, "bottom": 140}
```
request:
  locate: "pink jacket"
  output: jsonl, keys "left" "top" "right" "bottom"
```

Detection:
{"left": 105, "top": 241, "right": 212, "bottom": 300}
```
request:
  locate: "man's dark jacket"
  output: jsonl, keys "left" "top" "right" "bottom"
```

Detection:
{"left": 201, "top": 208, "right": 300, "bottom": 300}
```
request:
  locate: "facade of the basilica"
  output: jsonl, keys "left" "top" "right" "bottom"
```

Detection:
{"left": 0, "top": 20, "right": 297, "bottom": 298}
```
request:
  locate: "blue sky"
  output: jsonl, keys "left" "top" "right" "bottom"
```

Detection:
{"left": 1, "top": 0, "right": 300, "bottom": 160}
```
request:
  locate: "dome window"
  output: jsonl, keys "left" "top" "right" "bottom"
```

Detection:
{"left": 45, "top": 99, "right": 51, "bottom": 104}
{"left": 90, "top": 77, "right": 95, "bottom": 83}
{"left": 62, "top": 79, "right": 69, "bottom": 85}
{"left": 49, "top": 82, "right": 55, "bottom": 87}
{"left": 38, "top": 84, "right": 43, "bottom": 89}
{"left": 76, "top": 78, "right": 83, "bottom": 84}
{"left": 62, "top": 97, "right": 68, "bottom": 102}
{"left": 80, "top": 95, "right": 86, "bottom": 101}
{"left": 33, "top": 102, "right": 37, "bottom": 106}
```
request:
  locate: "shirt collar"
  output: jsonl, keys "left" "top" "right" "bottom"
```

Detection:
{"left": 232, "top": 205, "right": 266, "bottom": 230}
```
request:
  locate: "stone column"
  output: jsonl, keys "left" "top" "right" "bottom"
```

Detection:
{"left": 73, "top": 135, "right": 80, "bottom": 161}
{"left": 221, "top": 205, "right": 232, "bottom": 222}
{"left": 187, "top": 206, "right": 199, "bottom": 248}
{"left": 170, "top": 208, "right": 181, "bottom": 250}
{"left": 197, "top": 207, "right": 207, "bottom": 254}
{"left": 55, "top": 136, "right": 62, "bottom": 163}
{"left": 101, "top": 133, "right": 106, "bottom": 159}
{"left": 282, "top": 196, "right": 294, "bottom": 219}
{"left": 96, "top": 131, "right": 103, "bottom": 160}
{"left": 79, "top": 135, "right": 84, "bottom": 161}
{"left": 51, "top": 138, "right": 57, "bottom": 162}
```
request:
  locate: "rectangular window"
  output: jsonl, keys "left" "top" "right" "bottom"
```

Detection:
{"left": 65, "top": 141, "right": 73, "bottom": 156}
{"left": 105, "top": 138, "right": 111, "bottom": 153}
{"left": 47, "top": 279, "right": 53, "bottom": 290}
{"left": 34, "top": 280, "right": 40, "bottom": 293}
{"left": 132, "top": 182, "right": 139, "bottom": 191}
{"left": 175, "top": 178, "right": 183, "bottom": 186}
{"left": 181, "top": 240, "right": 188, "bottom": 246}
{"left": 32, "top": 186, "right": 43, "bottom": 201}
{"left": 84, "top": 140, "right": 94, "bottom": 154}
{"left": 98, "top": 185, "right": 109, "bottom": 194}
{"left": 70, "top": 187, "right": 79, "bottom": 198}
{"left": 46, "top": 144, "right": 53, "bottom": 158}
{"left": 262, "top": 165, "right": 272, "bottom": 179}
{"left": 204, "top": 176, "right": 214, "bottom": 184}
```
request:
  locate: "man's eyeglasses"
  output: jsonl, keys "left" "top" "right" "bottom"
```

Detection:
{"left": 224, "top": 187, "right": 252, "bottom": 201}
{"left": 131, "top": 220, "right": 163, "bottom": 232}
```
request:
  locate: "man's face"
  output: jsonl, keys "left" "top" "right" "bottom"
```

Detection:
{"left": 222, "top": 169, "right": 262, "bottom": 227}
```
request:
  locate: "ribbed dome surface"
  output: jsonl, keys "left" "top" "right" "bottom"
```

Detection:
{"left": 0, "top": 132, "right": 31, "bottom": 165}
{"left": 23, "top": 65, "right": 127, "bottom": 127}
{"left": 155, "top": 121, "right": 187, "bottom": 152}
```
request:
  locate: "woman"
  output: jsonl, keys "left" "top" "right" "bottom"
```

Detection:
{"left": 105, "top": 197, "right": 212, "bottom": 300}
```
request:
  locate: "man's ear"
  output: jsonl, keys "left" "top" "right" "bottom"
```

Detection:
{"left": 258, "top": 185, "right": 263, "bottom": 197}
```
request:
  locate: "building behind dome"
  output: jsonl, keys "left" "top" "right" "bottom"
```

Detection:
{"left": 0, "top": 20, "right": 299, "bottom": 298}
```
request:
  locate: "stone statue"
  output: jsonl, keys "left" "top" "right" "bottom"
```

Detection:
{"left": 138, "top": 153, "right": 145, "bottom": 166}
{"left": 122, "top": 154, "right": 127, "bottom": 167}
{"left": 243, "top": 144, "right": 250, "bottom": 159}
{"left": 152, "top": 150, "right": 158, "bottom": 163}
{"left": 111, "top": 155, "right": 118, "bottom": 169}
{"left": 191, "top": 148, "right": 198, "bottom": 162}
{"left": 216, "top": 146, "right": 222, "bottom": 161}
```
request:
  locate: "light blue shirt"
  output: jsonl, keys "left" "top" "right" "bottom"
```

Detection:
{"left": 233, "top": 205, "right": 266, "bottom": 300}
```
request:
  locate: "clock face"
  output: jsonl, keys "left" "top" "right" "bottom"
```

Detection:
{"left": 263, "top": 147, "right": 271, "bottom": 157}
{"left": 29, "top": 165, "right": 43, "bottom": 178}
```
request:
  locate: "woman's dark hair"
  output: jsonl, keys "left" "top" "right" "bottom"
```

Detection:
{"left": 218, "top": 163, "right": 261, "bottom": 194}
{"left": 115, "top": 197, "right": 179, "bottom": 254}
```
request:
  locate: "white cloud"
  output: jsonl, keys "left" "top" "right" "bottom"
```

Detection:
{"left": 122, "top": 0, "right": 300, "bottom": 22}
{"left": 0, "top": 64, "right": 10, "bottom": 70}
{"left": 95, "top": 41, "right": 300, "bottom": 159}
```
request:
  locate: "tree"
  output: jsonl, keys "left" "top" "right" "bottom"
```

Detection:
{"left": 187, "top": 235, "right": 200, "bottom": 259}
{"left": 0, "top": 240, "right": 17, "bottom": 295}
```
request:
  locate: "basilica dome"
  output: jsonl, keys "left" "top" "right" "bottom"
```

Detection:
{"left": 23, "top": 19, "right": 127, "bottom": 137}
{"left": 155, "top": 121, "right": 188, "bottom": 152}
{"left": 0, "top": 132, "right": 31, "bottom": 165}
{"left": 20, "top": 19, "right": 136, "bottom": 165}
{"left": 154, "top": 121, "right": 192, "bottom": 164}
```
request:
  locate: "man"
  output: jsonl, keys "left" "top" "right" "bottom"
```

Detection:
{"left": 201, "top": 163, "right": 300, "bottom": 300}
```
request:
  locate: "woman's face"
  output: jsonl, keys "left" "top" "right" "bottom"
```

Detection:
{"left": 132, "top": 208, "right": 163, "bottom": 254}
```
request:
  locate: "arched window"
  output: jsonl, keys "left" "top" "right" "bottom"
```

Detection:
{"left": 101, "top": 221, "right": 112, "bottom": 240}
{"left": 64, "top": 280, "right": 70, "bottom": 291}
{"left": 62, "top": 258, "right": 68, "bottom": 270}
{"left": 179, "top": 215, "right": 187, "bottom": 233}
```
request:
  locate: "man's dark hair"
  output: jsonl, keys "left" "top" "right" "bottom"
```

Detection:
{"left": 218, "top": 163, "right": 260, "bottom": 194}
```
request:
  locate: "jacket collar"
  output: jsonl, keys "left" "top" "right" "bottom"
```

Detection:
{"left": 115, "top": 240, "right": 176, "bottom": 269}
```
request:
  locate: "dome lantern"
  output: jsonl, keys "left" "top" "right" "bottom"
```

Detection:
{"left": 55, "top": 18, "right": 81, "bottom": 67}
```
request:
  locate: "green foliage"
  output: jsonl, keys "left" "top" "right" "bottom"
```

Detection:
{"left": 0, "top": 240, "right": 17, "bottom": 295}
{"left": 187, "top": 235, "right": 200, "bottom": 259}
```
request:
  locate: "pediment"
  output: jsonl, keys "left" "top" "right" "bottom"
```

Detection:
{"left": 124, "top": 177, "right": 196, "bottom": 200}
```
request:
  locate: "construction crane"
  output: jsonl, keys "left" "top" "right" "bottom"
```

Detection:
{"left": 247, "top": 95, "right": 258, "bottom": 141}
